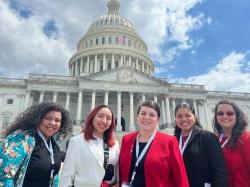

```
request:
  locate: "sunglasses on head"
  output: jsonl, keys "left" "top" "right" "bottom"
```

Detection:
{"left": 216, "top": 111, "right": 235, "bottom": 116}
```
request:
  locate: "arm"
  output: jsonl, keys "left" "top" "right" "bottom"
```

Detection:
{"left": 169, "top": 137, "right": 189, "bottom": 187}
{"left": 239, "top": 133, "right": 250, "bottom": 174}
{"left": 0, "top": 131, "right": 31, "bottom": 187}
{"left": 205, "top": 132, "right": 228, "bottom": 187}
{"left": 59, "top": 137, "right": 78, "bottom": 187}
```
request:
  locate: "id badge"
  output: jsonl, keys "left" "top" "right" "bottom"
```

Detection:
{"left": 121, "top": 182, "right": 132, "bottom": 187}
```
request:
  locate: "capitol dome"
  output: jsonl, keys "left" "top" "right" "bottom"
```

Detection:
{"left": 68, "top": 0, "right": 154, "bottom": 77}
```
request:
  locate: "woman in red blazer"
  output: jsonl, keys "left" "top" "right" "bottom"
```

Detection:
{"left": 213, "top": 100, "right": 250, "bottom": 187}
{"left": 119, "top": 100, "right": 189, "bottom": 187}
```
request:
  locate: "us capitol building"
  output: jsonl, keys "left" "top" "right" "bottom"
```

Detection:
{"left": 1, "top": 0, "right": 250, "bottom": 134}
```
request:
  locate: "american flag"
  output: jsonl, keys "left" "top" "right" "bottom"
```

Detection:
{"left": 117, "top": 36, "right": 126, "bottom": 45}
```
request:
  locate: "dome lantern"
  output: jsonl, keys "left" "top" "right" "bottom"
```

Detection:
{"left": 107, "top": 0, "right": 120, "bottom": 14}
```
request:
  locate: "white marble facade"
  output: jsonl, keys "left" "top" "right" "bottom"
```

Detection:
{"left": 1, "top": 0, "right": 250, "bottom": 133}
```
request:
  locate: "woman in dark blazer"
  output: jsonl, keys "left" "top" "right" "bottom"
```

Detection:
{"left": 119, "top": 100, "right": 189, "bottom": 187}
{"left": 174, "top": 103, "right": 227, "bottom": 187}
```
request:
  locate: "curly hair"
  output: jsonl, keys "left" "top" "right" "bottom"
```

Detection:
{"left": 174, "top": 102, "right": 202, "bottom": 137}
{"left": 5, "top": 102, "right": 73, "bottom": 140}
{"left": 213, "top": 100, "right": 248, "bottom": 148}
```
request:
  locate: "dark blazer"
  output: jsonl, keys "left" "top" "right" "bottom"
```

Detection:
{"left": 175, "top": 127, "right": 228, "bottom": 187}
{"left": 119, "top": 131, "right": 189, "bottom": 187}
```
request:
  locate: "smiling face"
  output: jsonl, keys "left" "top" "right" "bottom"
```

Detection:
{"left": 92, "top": 107, "right": 112, "bottom": 138}
{"left": 137, "top": 106, "right": 159, "bottom": 134}
{"left": 216, "top": 104, "right": 236, "bottom": 135}
{"left": 175, "top": 108, "right": 196, "bottom": 136}
{"left": 37, "top": 111, "right": 62, "bottom": 140}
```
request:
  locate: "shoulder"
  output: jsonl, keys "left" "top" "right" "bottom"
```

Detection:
{"left": 198, "top": 130, "right": 217, "bottom": 140}
{"left": 155, "top": 131, "right": 176, "bottom": 141}
{"left": 122, "top": 132, "right": 137, "bottom": 141}
{"left": 238, "top": 132, "right": 250, "bottom": 146}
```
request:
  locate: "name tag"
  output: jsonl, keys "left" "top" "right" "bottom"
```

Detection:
{"left": 121, "top": 182, "right": 132, "bottom": 187}
{"left": 204, "top": 183, "right": 211, "bottom": 187}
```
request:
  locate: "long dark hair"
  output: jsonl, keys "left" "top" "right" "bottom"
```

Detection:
{"left": 83, "top": 105, "right": 115, "bottom": 147}
{"left": 174, "top": 102, "right": 202, "bottom": 137}
{"left": 213, "top": 100, "right": 248, "bottom": 148}
{"left": 5, "top": 102, "right": 73, "bottom": 140}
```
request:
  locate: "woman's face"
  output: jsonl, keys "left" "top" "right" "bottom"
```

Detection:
{"left": 137, "top": 106, "right": 159, "bottom": 133}
{"left": 175, "top": 108, "right": 196, "bottom": 136}
{"left": 216, "top": 104, "right": 236, "bottom": 134}
{"left": 93, "top": 107, "right": 112, "bottom": 137}
{"left": 37, "top": 111, "right": 62, "bottom": 139}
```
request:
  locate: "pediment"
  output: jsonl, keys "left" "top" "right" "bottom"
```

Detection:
{"left": 85, "top": 67, "right": 168, "bottom": 86}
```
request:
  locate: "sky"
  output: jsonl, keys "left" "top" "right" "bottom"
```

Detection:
{"left": 0, "top": 0, "right": 250, "bottom": 93}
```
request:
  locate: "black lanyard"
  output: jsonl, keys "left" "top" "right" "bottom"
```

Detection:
{"left": 103, "top": 141, "right": 109, "bottom": 169}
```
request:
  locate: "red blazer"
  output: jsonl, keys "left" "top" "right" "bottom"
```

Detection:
{"left": 119, "top": 131, "right": 189, "bottom": 187}
{"left": 223, "top": 132, "right": 250, "bottom": 187}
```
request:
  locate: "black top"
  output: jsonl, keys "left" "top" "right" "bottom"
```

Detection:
{"left": 23, "top": 132, "right": 61, "bottom": 187}
{"left": 129, "top": 141, "right": 149, "bottom": 187}
{"left": 175, "top": 128, "right": 228, "bottom": 187}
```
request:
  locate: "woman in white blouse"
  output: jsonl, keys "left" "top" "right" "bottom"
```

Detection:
{"left": 60, "top": 105, "right": 119, "bottom": 187}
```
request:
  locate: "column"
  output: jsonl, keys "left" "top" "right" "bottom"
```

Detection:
{"left": 129, "top": 92, "right": 135, "bottom": 131}
{"left": 74, "top": 61, "right": 78, "bottom": 76}
{"left": 91, "top": 91, "right": 96, "bottom": 110}
{"left": 53, "top": 92, "right": 58, "bottom": 103}
{"left": 165, "top": 96, "right": 171, "bottom": 126}
{"left": 161, "top": 99, "right": 166, "bottom": 125}
{"left": 103, "top": 54, "right": 107, "bottom": 71}
{"left": 136, "top": 59, "right": 139, "bottom": 70}
{"left": 154, "top": 95, "right": 157, "bottom": 103}
{"left": 193, "top": 99, "right": 198, "bottom": 117}
{"left": 39, "top": 91, "right": 44, "bottom": 103}
{"left": 24, "top": 90, "right": 30, "bottom": 109}
{"left": 94, "top": 55, "right": 98, "bottom": 73}
{"left": 171, "top": 98, "right": 176, "bottom": 127}
{"left": 80, "top": 58, "right": 83, "bottom": 73}
{"left": 129, "top": 56, "right": 132, "bottom": 67}
{"left": 87, "top": 56, "right": 90, "bottom": 73}
{"left": 142, "top": 94, "right": 145, "bottom": 102}
{"left": 76, "top": 90, "right": 83, "bottom": 122}
{"left": 203, "top": 100, "right": 210, "bottom": 130}
{"left": 104, "top": 91, "right": 109, "bottom": 105}
{"left": 142, "top": 62, "right": 145, "bottom": 72}
{"left": 111, "top": 54, "right": 115, "bottom": 69}
{"left": 120, "top": 54, "right": 123, "bottom": 66}
{"left": 116, "top": 92, "right": 122, "bottom": 131}
{"left": 65, "top": 92, "right": 70, "bottom": 110}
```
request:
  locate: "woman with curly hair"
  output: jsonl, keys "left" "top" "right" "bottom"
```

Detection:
{"left": 60, "top": 105, "right": 119, "bottom": 187}
{"left": 0, "top": 102, "right": 72, "bottom": 187}
{"left": 213, "top": 100, "right": 250, "bottom": 187}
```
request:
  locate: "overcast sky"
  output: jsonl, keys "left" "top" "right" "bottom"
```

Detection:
{"left": 0, "top": 0, "right": 250, "bottom": 92}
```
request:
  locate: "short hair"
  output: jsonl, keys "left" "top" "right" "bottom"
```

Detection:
{"left": 174, "top": 102, "right": 202, "bottom": 137}
{"left": 213, "top": 100, "right": 248, "bottom": 148}
{"left": 6, "top": 102, "right": 73, "bottom": 140}
{"left": 137, "top": 100, "right": 160, "bottom": 117}
{"left": 83, "top": 105, "right": 115, "bottom": 147}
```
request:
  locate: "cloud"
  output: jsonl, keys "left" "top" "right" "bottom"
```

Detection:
{"left": 0, "top": 0, "right": 208, "bottom": 78}
{"left": 124, "top": 0, "right": 206, "bottom": 64}
{"left": 173, "top": 51, "right": 250, "bottom": 92}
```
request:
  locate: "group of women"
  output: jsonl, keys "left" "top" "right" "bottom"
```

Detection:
{"left": 0, "top": 99, "right": 249, "bottom": 187}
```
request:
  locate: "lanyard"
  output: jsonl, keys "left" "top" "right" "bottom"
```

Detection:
{"left": 37, "top": 130, "right": 55, "bottom": 182}
{"left": 179, "top": 129, "right": 193, "bottom": 155}
{"left": 130, "top": 130, "right": 156, "bottom": 184}
{"left": 219, "top": 134, "right": 230, "bottom": 148}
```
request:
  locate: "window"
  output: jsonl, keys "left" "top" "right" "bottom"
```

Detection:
{"left": 2, "top": 112, "right": 12, "bottom": 129}
{"left": 108, "top": 61, "right": 111, "bottom": 70}
{"left": 96, "top": 38, "right": 99, "bottom": 45}
{"left": 90, "top": 40, "right": 93, "bottom": 47}
{"left": 85, "top": 42, "right": 88, "bottom": 48}
{"left": 109, "top": 37, "right": 112, "bottom": 44}
{"left": 128, "top": 40, "right": 131, "bottom": 46}
{"left": 102, "top": 37, "right": 105, "bottom": 44}
{"left": 115, "top": 37, "right": 119, "bottom": 44}
{"left": 7, "top": 99, "right": 13, "bottom": 104}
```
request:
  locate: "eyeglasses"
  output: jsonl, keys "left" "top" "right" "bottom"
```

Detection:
{"left": 216, "top": 111, "right": 235, "bottom": 116}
